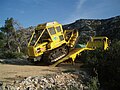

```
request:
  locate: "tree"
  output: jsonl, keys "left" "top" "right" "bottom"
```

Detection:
{"left": 0, "top": 32, "right": 5, "bottom": 48}
{"left": 0, "top": 18, "right": 15, "bottom": 49}
{"left": 0, "top": 17, "right": 22, "bottom": 53}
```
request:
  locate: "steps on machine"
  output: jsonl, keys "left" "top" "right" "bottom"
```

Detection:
{"left": 68, "top": 30, "right": 78, "bottom": 47}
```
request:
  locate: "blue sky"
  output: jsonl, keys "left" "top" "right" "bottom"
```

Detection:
{"left": 0, "top": 0, "right": 120, "bottom": 27}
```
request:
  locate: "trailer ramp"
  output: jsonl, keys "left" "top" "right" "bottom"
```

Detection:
{"left": 50, "top": 47, "right": 93, "bottom": 67}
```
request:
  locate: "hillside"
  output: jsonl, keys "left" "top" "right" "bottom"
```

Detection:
{"left": 12, "top": 15, "right": 120, "bottom": 48}
{"left": 16, "top": 15, "right": 120, "bottom": 44}
{"left": 63, "top": 16, "right": 120, "bottom": 41}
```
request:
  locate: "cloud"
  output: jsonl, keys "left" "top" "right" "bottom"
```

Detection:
{"left": 63, "top": 0, "right": 87, "bottom": 24}
{"left": 63, "top": 0, "right": 120, "bottom": 24}
{"left": 76, "top": 0, "right": 87, "bottom": 12}
{"left": 63, "top": 0, "right": 113, "bottom": 24}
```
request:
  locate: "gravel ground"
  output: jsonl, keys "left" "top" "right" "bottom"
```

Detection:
{"left": 0, "top": 59, "right": 91, "bottom": 90}
{"left": 3, "top": 72, "right": 90, "bottom": 90}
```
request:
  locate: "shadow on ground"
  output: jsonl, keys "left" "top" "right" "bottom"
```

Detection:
{"left": 0, "top": 59, "right": 36, "bottom": 66}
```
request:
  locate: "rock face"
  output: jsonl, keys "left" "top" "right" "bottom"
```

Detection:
{"left": 63, "top": 16, "right": 120, "bottom": 40}
{"left": 4, "top": 72, "right": 90, "bottom": 90}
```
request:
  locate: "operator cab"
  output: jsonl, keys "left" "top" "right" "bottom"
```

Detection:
{"left": 28, "top": 21, "right": 66, "bottom": 51}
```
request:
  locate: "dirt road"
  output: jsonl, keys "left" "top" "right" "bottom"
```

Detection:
{"left": 0, "top": 64, "right": 59, "bottom": 83}
{"left": 0, "top": 59, "right": 81, "bottom": 84}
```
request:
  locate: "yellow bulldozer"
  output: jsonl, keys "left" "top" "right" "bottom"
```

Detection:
{"left": 27, "top": 21, "right": 109, "bottom": 65}
{"left": 27, "top": 21, "right": 79, "bottom": 64}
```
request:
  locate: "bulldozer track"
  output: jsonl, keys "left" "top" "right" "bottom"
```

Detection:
{"left": 50, "top": 47, "right": 93, "bottom": 67}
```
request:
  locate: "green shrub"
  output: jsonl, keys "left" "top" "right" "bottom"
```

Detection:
{"left": 0, "top": 51, "right": 23, "bottom": 59}
{"left": 88, "top": 77, "right": 99, "bottom": 90}
{"left": 97, "top": 41, "right": 120, "bottom": 90}
{"left": 81, "top": 41, "right": 120, "bottom": 90}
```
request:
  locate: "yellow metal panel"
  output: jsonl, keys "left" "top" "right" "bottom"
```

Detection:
{"left": 28, "top": 46, "right": 35, "bottom": 56}
{"left": 86, "top": 36, "right": 109, "bottom": 50}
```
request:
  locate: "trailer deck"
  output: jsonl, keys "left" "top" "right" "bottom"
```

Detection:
{"left": 50, "top": 47, "right": 93, "bottom": 67}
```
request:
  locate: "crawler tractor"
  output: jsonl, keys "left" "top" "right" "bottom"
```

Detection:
{"left": 27, "top": 21, "right": 79, "bottom": 64}
{"left": 27, "top": 21, "right": 109, "bottom": 66}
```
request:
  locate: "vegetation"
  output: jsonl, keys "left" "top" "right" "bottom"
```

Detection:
{"left": 0, "top": 16, "right": 120, "bottom": 89}
{"left": 97, "top": 41, "right": 120, "bottom": 90}
{"left": 0, "top": 18, "right": 25, "bottom": 58}
{"left": 80, "top": 41, "right": 120, "bottom": 90}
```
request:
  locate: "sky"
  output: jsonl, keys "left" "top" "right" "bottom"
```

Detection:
{"left": 0, "top": 0, "right": 120, "bottom": 27}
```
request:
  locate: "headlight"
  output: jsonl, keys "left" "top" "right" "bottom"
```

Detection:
{"left": 36, "top": 48, "right": 41, "bottom": 53}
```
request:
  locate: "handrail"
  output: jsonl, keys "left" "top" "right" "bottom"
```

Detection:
{"left": 28, "top": 31, "right": 35, "bottom": 46}
{"left": 34, "top": 29, "right": 46, "bottom": 46}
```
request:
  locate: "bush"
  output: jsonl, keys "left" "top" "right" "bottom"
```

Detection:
{"left": 81, "top": 41, "right": 120, "bottom": 90}
{"left": 97, "top": 41, "right": 120, "bottom": 90}
{"left": 88, "top": 77, "right": 99, "bottom": 90}
{"left": 80, "top": 49, "right": 106, "bottom": 66}
{"left": 0, "top": 51, "right": 23, "bottom": 59}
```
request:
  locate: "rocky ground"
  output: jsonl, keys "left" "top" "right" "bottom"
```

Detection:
{"left": 3, "top": 72, "right": 90, "bottom": 90}
{"left": 0, "top": 59, "right": 94, "bottom": 90}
